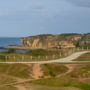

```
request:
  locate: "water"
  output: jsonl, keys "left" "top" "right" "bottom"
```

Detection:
{"left": 0, "top": 37, "right": 20, "bottom": 46}
{"left": 0, "top": 37, "right": 27, "bottom": 53}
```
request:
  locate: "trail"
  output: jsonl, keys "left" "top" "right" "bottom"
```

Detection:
{"left": 57, "top": 64, "right": 75, "bottom": 77}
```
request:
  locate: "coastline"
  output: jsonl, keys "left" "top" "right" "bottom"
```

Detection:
{"left": 0, "top": 46, "right": 31, "bottom": 50}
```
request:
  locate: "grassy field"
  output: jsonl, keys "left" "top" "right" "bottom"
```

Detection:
{"left": 0, "top": 64, "right": 32, "bottom": 78}
{"left": 26, "top": 64, "right": 90, "bottom": 90}
{"left": 0, "top": 63, "right": 90, "bottom": 90}
{"left": 41, "top": 64, "right": 68, "bottom": 77}
{"left": 28, "top": 77, "right": 90, "bottom": 90}
{"left": 69, "top": 64, "right": 90, "bottom": 78}
{"left": 74, "top": 53, "right": 90, "bottom": 61}
{"left": 0, "top": 64, "right": 68, "bottom": 79}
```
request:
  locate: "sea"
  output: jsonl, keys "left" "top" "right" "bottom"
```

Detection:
{"left": 0, "top": 37, "right": 27, "bottom": 53}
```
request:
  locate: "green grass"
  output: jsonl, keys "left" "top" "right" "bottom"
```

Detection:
{"left": 70, "top": 64, "right": 90, "bottom": 78}
{"left": 74, "top": 53, "right": 90, "bottom": 61}
{"left": 80, "top": 44, "right": 90, "bottom": 49}
{"left": 0, "top": 55, "right": 6, "bottom": 61}
{"left": 41, "top": 64, "right": 68, "bottom": 77}
{"left": 26, "top": 49, "right": 60, "bottom": 56}
{"left": 29, "top": 77, "right": 90, "bottom": 90}
{"left": 0, "top": 64, "right": 31, "bottom": 78}
{"left": 26, "top": 49, "right": 49, "bottom": 56}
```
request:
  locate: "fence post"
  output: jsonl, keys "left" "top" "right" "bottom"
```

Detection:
{"left": 60, "top": 53, "right": 61, "bottom": 57}
{"left": 38, "top": 56, "right": 40, "bottom": 60}
{"left": 46, "top": 56, "right": 48, "bottom": 60}
{"left": 53, "top": 55, "right": 55, "bottom": 59}
{"left": 87, "top": 47, "right": 89, "bottom": 50}
{"left": 82, "top": 47, "right": 84, "bottom": 51}
{"left": 5, "top": 56, "right": 8, "bottom": 61}
{"left": 30, "top": 56, "right": 32, "bottom": 60}
{"left": 21, "top": 56, "right": 25, "bottom": 61}
{"left": 13, "top": 56, "right": 16, "bottom": 61}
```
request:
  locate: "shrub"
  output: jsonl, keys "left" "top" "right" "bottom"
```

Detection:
{"left": 26, "top": 49, "right": 49, "bottom": 56}
{"left": 7, "top": 48, "right": 16, "bottom": 53}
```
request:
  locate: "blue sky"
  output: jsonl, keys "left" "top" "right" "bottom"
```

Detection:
{"left": 0, "top": 0, "right": 90, "bottom": 37}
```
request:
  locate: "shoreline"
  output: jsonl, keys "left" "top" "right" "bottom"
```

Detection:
{"left": 0, "top": 46, "right": 31, "bottom": 50}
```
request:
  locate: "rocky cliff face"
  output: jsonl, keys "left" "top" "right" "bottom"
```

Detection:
{"left": 21, "top": 33, "right": 90, "bottom": 49}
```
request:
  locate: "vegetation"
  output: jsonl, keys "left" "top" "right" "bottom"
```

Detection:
{"left": 26, "top": 49, "right": 49, "bottom": 56}
{"left": 0, "top": 55, "right": 6, "bottom": 61}
{"left": 80, "top": 44, "right": 90, "bottom": 49}
{"left": 7, "top": 48, "right": 16, "bottom": 53}
{"left": 74, "top": 53, "right": 90, "bottom": 61}
{"left": 26, "top": 49, "right": 60, "bottom": 56}
{"left": 70, "top": 64, "right": 90, "bottom": 78}
{"left": 41, "top": 64, "right": 68, "bottom": 77}
{"left": 0, "top": 64, "right": 31, "bottom": 78}
{"left": 29, "top": 77, "right": 90, "bottom": 90}
{"left": 0, "top": 74, "right": 16, "bottom": 84}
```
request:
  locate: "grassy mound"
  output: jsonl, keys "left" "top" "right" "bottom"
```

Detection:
{"left": 74, "top": 53, "right": 90, "bottom": 61}
{"left": 41, "top": 64, "right": 68, "bottom": 77}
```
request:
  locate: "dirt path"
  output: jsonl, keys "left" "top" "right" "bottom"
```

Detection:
{"left": 15, "top": 85, "right": 29, "bottom": 90}
{"left": 31, "top": 64, "right": 43, "bottom": 79}
{"left": 57, "top": 64, "right": 75, "bottom": 77}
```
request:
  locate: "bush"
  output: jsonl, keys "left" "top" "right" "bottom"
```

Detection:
{"left": 0, "top": 55, "right": 6, "bottom": 60}
{"left": 26, "top": 49, "right": 49, "bottom": 56}
{"left": 7, "top": 48, "right": 16, "bottom": 53}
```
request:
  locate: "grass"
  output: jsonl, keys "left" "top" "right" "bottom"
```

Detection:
{"left": 0, "top": 64, "right": 31, "bottom": 78}
{"left": 41, "top": 64, "right": 68, "bottom": 77}
{"left": 80, "top": 45, "right": 90, "bottom": 49}
{"left": 74, "top": 53, "right": 90, "bottom": 61}
{"left": 26, "top": 63, "right": 90, "bottom": 90}
{"left": 0, "top": 64, "right": 67, "bottom": 79}
{"left": 70, "top": 64, "right": 90, "bottom": 78}
{"left": 29, "top": 77, "right": 90, "bottom": 90}
{"left": 0, "top": 86, "right": 17, "bottom": 90}
{"left": 26, "top": 49, "right": 50, "bottom": 56}
{"left": 0, "top": 74, "right": 16, "bottom": 85}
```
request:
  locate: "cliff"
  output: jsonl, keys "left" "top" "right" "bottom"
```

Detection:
{"left": 21, "top": 33, "right": 90, "bottom": 49}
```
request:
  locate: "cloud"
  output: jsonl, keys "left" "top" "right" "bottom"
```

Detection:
{"left": 65, "top": 0, "right": 90, "bottom": 7}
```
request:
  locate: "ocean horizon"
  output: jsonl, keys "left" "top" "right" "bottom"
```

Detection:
{"left": 0, "top": 37, "right": 27, "bottom": 52}
{"left": 0, "top": 37, "right": 20, "bottom": 46}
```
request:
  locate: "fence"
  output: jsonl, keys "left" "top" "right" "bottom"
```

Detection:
{"left": 0, "top": 47, "right": 89, "bottom": 62}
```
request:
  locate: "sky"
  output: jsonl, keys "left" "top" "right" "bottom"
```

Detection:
{"left": 0, "top": 0, "right": 90, "bottom": 37}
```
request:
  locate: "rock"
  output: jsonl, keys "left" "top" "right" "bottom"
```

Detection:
{"left": 21, "top": 33, "right": 90, "bottom": 49}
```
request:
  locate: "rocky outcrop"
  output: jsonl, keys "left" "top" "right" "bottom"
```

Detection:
{"left": 21, "top": 33, "right": 90, "bottom": 49}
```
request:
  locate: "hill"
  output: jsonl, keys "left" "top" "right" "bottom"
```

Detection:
{"left": 21, "top": 33, "right": 90, "bottom": 49}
